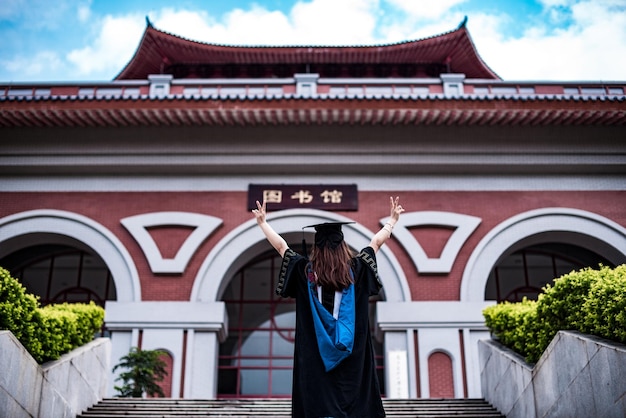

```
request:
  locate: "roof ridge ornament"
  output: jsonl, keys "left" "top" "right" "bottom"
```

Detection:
{"left": 458, "top": 16, "right": 468, "bottom": 29}
{"left": 145, "top": 16, "right": 153, "bottom": 28}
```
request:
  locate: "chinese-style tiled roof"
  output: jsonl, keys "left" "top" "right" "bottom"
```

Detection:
{"left": 116, "top": 18, "right": 500, "bottom": 80}
{"left": 2, "top": 17, "right": 625, "bottom": 130}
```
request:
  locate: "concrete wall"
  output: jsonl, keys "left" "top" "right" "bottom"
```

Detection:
{"left": 0, "top": 331, "right": 110, "bottom": 418}
{"left": 479, "top": 330, "right": 626, "bottom": 418}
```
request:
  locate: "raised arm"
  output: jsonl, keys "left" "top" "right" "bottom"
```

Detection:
{"left": 369, "top": 196, "right": 404, "bottom": 253}
{"left": 252, "top": 200, "right": 289, "bottom": 257}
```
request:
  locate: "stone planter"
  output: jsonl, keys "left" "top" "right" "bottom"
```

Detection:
{"left": 0, "top": 330, "right": 110, "bottom": 418}
{"left": 478, "top": 330, "right": 626, "bottom": 418}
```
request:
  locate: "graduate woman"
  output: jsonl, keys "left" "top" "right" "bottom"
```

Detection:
{"left": 252, "top": 196, "right": 404, "bottom": 418}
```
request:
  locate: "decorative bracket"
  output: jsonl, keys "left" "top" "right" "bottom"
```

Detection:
{"left": 121, "top": 212, "right": 222, "bottom": 274}
{"left": 381, "top": 211, "right": 481, "bottom": 274}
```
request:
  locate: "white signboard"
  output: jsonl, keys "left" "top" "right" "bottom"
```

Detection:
{"left": 387, "top": 350, "right": 409, "bottom": 398}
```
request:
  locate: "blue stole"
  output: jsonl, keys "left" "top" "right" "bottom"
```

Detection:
{"left": 307, "top": 266, "right": 355, "bottom": 372}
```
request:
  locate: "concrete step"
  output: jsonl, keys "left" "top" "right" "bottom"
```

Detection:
{"left": 79, "top": 398, "right": 505, "bottom": 417}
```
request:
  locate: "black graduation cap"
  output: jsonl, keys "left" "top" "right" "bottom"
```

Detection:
{"left": 303, "top": 222, "right": 355, "bottom": 250}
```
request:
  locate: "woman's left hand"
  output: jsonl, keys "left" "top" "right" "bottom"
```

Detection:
{"left": 390, "top": 196, "right": 404, "bottom": 223}
{"left": 252, "top": 200, "right": 267, "bottom": 225}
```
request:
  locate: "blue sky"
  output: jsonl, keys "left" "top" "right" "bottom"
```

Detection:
{"left": 1, "top": 0, "right": 625, "bottom": 82}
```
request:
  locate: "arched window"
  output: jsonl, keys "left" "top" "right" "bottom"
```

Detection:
{"left": 218, "top": 248, "right": 385, "bottom": 398}
{"left": 428, "top": 351, "right": 454, "bottom": 398}
{"left": 153, "top": 350, "right": 174, "bottom": 398}
{"left": 1, "top": 244, "right": 115, "bottom": 307}
{"left": 485, "top": 243, "right": 613, "bottom": 302}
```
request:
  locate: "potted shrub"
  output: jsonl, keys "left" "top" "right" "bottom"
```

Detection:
{"left": 113, "top": 347, "right": 168, "bottom": 397}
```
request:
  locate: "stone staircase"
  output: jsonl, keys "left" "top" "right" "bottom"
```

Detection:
{"left": 79, "top": 398, "right": 505, "bottom": 417}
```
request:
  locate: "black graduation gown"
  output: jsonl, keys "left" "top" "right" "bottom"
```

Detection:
{"left": 276, "top": 246, "right": 386, "bottom": 418}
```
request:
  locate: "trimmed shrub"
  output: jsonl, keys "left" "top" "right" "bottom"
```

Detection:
{"left": 46, "top": 302, "right": 105, "bottom": 347}
{"left": 483, "top": 264, "right": 626, "bottom": 364}
{"left": 38, "top": 306, "right": 79, "bottom": 362}
{"left": 483, "top": 298, "right": 543, "bottom": 362}
{"left": 582, "top": 264, "right": 626, "bottom": 343}
{"left": 0, "top": 266, "right": 105, "bottom": 363}
{"left": 535, "top": 266, "right": 599, "bottom": 350}
{"left": 0, "top": 267, "right": 44, "bottom": 361}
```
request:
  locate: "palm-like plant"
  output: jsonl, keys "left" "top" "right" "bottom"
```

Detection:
{"left": 113, "top": 347, "right": 168, "bottom": 397}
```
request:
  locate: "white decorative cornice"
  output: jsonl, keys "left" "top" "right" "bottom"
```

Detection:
{"left": 105, "top": 301, "right": 228, "bottom": 341}
{"left": 376, "top": 301, "right": 495, "bottom": 330}
{"left": 121, "top": 212, "right": 222, "bottom": 274}
{"left": 382, "top": 211, "right": 481, "bottom": 274}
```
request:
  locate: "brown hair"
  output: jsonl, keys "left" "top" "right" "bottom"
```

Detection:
{"left": 309, "top": 240, "right": 355, "bottom": 291}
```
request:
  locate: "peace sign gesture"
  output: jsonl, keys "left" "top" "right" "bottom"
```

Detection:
{"left": 252, "top": 200, "right": 267, "bottom": 225}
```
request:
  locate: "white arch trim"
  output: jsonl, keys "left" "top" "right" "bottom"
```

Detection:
{"left": 191, "top": 209, "right": 411, "bottom": 303}
{"left": 461, "top": 207, "right": 626, "bottom": 302}
{"left": 0, "top": 209, "right": 141, "bottom": 302}
{"left": 120, "top": 212, "right": 222, "bottom": 274}
{"left": 382, "top": 211, "right": 481, "bottom": 274}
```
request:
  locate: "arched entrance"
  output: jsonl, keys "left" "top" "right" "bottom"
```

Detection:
{"left": 191, "top": 209, "right": 409, "bottom": 398}
{"left": 217, "top": 250, "right": 295, "bottom": 397}
{"left": 0, "top": 210, "right": 148, "bottom": 398}
{"left": 0, "top": 210, "right": 141, "bottom": 302}
{"left": 485, "top": 242, "right": 614, "bottom": 302}
{"left": 0, "top": 243, "right": 116, "bottom": 306}
{"left": 216, "top": 248, "right": 385, "bottom": 398}
{"left": 461, "top": 208, "right": 626, "bottom": 302}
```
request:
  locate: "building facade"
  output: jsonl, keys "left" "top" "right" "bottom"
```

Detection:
{"left": 1, "top": 20, "right": 625, "bottom": 399}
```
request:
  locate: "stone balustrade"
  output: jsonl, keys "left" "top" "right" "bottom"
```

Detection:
{"left": 0, "top": 330, "right": 110, "bottom": 418}
{"left": 479, "top": 330, "right": 626, "bottom": 418}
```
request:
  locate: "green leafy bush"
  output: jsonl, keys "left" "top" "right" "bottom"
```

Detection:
{"left": 582, "top": 264, "right": 626, "bottom": 343}
{"left": 0, "top": 266, "right": 105, "bottom": 363}
{"left": 483, "top": 298, "right": 544, "bottom": 362}
{"left": 38, "top": 306, "right": 79, "bottom": 361}
{"left": 45, "top": 302, "right": 105, "bottom": 347}
{"left": 535, "top": 266, "right": 599, "bottom": 349}
{"left": 0, "top": 267, "right": 44, "bottom": 361}
{"left": 483, "top": 264, "right": 626, "bottom": 364}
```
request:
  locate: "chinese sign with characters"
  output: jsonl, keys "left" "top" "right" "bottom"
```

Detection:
{"left": 248, "top": 184, "right": 358, "bottom": 211}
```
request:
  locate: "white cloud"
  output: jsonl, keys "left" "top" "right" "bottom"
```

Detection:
{"left": 66, "top": 14, "right": 145, "bottom": 77}
{"left": 0, "top": 0, "right": 78, "bottom": 30}
{"left": 152, "top": 6, "right": 294, "bottom": 45}
{"left": 2, "top": 50, "right": 63, "bottom": 77}
{"left": 149, "top": 0, "right": 380, "bottom": 46}
{"left": 221, "top": 6, "right": 295, "bottom": 44}
{"left": 537, "top": 0, "right": 574, "bottom": 8}
{"left": 289, "top": 0, "right": 379, "bottom": 44}
{"left": 384, "top": 0, "right": 467, "bottom": 19}
{"left": 8, "top": 0, "right": 623, "bottom": 82}
{"left": 470, "top": 0, "right": 626, "bottom": 80}
{"left": 149, "top": 8, "right": 216, "bottom": 41}
{"left": 77, "top": 2, "right": 91, "bottom": 23}
{"left": 379, "top": 12, "right": 467, "bottom": 43}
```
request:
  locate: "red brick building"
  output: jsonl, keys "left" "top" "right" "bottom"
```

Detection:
{"left": 1, "top": 19, "right": 625, "bottom": 399}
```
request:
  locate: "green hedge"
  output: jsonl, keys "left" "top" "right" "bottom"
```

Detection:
{"left": 0, "top": 266, "right": 105, "bottom": 363}
{"left": 0, "top": 266, "right": 44, "bottom": 360}
{"left": 483, "top": 264, "right": 626, "bottom": 363}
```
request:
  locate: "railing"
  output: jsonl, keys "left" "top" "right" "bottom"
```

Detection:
{"left": 2, "top": 73, "right": 624, "bottom": 99}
